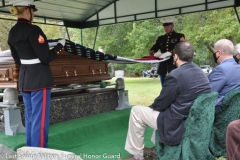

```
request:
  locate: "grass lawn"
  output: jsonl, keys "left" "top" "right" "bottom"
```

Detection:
{"left": 108, "top": 77, "right": 162, "bottom": 106}
{"left": 107, "top": 77, "right": 226, "bottom": 160}
{"left": 124, "top": 77, "right": 162, "bottom": 106}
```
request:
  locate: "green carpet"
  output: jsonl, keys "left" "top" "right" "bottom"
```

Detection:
{"left": 0, "top": 108, "right": 154, "bottom": 160}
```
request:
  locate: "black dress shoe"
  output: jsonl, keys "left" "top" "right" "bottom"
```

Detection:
{"left": 143, "top": 146, "right": 156, "bottom": 157}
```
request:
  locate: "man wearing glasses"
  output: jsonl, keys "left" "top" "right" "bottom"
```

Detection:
{"left": 209, "top": 39, "right": 240, "bottom": 111}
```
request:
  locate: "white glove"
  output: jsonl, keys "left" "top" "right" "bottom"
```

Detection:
{"left": 160, "top": 52, "right": 172, "bottom": 58}
{"left": 58, "top": 38, "right": 65, "bottom": 46}
{"left": 153, "top": 52, "right": 162, "bottom": 57}
{"left": 154, "top": 52, "right": 172, "bottom": 58}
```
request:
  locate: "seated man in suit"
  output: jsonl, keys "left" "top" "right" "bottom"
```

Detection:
{"left": 119, "top": 42, "right": 211, "bottom": 160}
{"left": 208, "top": 39, "right": 240, "bottom": 111}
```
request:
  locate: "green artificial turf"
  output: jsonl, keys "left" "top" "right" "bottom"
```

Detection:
{"left": 0, "top": 108, "right": 154, "bottom": 160}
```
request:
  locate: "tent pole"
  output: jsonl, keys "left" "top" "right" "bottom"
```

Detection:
{"left": 80, "top": 29, "right": 83, "bottom": 45}
{"left": 93, "top": 26, "right": 99, "bottom": 49}
{"left": 65, "top": 26, "right": 70, "bottom": 40}
{"left": 234, "top": 7, "right": 240, "bottom": 24}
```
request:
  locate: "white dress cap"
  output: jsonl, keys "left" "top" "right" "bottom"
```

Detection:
{"left": 160, "top": 17, "right": 177, "bottom": 23}
{"left": 9, "top": 0, "right": 34, "bottom": 6}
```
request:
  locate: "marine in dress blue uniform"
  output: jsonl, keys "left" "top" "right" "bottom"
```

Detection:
{"left": 149, "top": 17, "right": 185, "bottom": 85}
{"left": 8, "top": 0, "right": 65, "bottom": 148}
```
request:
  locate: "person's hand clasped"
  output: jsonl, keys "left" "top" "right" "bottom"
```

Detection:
{"left": 58, "top": 38, "right": 65, "bottom": 46}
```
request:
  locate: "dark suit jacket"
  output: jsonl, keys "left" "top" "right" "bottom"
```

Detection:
{"left": 149, "top": 62, "right": 211, "bottom": 145}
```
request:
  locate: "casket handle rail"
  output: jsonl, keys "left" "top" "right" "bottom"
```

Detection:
{"left": 92, "top": 69, "right": 95, "bottom": 75}
{"left": 65, "top": 70, "right": 77, "bottom": 77}
{"left": 98, "top": 69, "right": 106, "bottom": 74}
{"left": 0, "top": 74, "right": 10, "bottom": 81}
{"left": 13, "top": 68, "right": 19, "bottom": 81}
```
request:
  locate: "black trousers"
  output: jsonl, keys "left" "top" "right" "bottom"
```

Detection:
{"left": 157, "top": 57, "right": 176, "bottom": 76}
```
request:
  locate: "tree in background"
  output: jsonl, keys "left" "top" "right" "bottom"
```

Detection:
{"left": 179, "top": 8, "right": 240, "bottom": 67}
{"left": 0, "top": 17, "right": 15, "bottom": 50}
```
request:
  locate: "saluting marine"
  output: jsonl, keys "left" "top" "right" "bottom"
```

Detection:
{"left": 8, "top": 0, "right": 65, "bottom": 148}
{"left": 149, "top": 17, "right": 185, "bottom": 85}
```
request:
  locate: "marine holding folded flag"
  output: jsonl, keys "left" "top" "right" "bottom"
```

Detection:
{"left": 7, "top": 0, "right": 65, "bottom": 148}
{"left": 149, "top": 17, "right": 185, "bottom": 85}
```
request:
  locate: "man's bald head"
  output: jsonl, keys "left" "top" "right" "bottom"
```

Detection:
{"left": 214, "top": 39, "right": 234, "bottom": 55}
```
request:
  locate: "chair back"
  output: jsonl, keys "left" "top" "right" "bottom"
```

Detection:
{"left": 156, "top": 92, "right": 218, "bottom": 160}
{"left": 210, "top": 89, "right": 240, "bottom": 157}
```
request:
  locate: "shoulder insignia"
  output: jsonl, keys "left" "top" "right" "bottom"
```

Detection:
{"left": 38, "top": 34, "right": 45, "bottom": 44}
{"left": 180, "top": 36, "right": 185, "bottom": 42}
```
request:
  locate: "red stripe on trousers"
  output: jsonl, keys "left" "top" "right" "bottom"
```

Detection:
{"left": 40, "top": 89, "right": 47, "bottom": 147}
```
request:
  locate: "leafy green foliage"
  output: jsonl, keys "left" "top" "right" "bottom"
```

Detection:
{"left": 0, "top": 18, "right": 15, "bottom": 50}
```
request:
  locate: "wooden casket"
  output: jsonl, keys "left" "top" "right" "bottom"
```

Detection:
{"left": 0, "top": 51, "right": 111, "bottom": 89}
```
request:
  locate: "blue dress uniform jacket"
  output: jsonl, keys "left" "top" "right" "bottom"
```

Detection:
{"left": 150, "top": 31, "right": 185, "bottom": 75}
{"left": 149, "top": 62, "right": 211, "bottom": 145}
{"left": 8, "top": 18, "right": 63, "bottom": 91}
